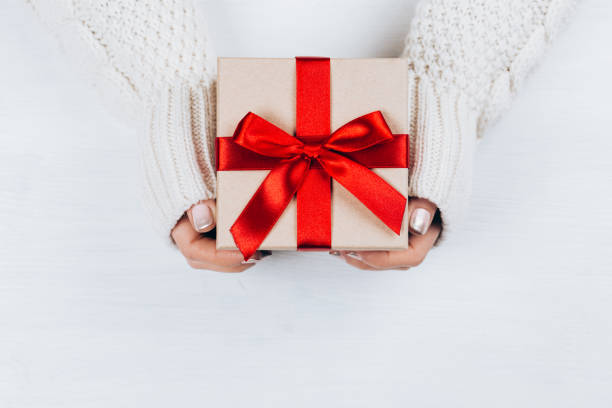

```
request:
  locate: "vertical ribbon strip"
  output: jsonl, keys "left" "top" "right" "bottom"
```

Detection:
{"left": 295, "top": 57, "right": 332, "bottom": 249}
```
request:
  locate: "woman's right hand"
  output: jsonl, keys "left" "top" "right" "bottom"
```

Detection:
{"left": 171, "top": 200, "right": 267, "bottom": 272}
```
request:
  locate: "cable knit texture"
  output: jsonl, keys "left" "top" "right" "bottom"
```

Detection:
{"left": 27, "top": 0, "right": 575, "bottom": 242}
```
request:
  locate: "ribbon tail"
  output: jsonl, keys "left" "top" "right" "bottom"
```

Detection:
{"left": 230, "top": 156, "right": 310, "bottom": 260}
{"left": 318, "top": 150, "right": 407, "bottom": 235}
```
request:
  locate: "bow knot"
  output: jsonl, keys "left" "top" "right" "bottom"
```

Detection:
{"left": 302, "top": 143, "right": 323, "bottom": 159}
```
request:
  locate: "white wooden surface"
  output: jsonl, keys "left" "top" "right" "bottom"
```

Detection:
{"left": 1, "top": 1, "right": 611, "bottom": 407}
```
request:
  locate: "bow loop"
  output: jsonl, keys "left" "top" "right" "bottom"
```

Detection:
{"left": 324, "top": 111, "right": 394, "bottom": 152}
{"left": 233, "top": 111, "right": 395, "bottom": 159}
{"left": 233, "top": 112, "right": 304, "bottom": 158}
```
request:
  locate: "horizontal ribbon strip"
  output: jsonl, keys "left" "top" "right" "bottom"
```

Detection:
{"left": 216, "top": 134, "right": 409, "bottom": 171}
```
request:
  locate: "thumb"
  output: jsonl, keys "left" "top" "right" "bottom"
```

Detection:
{"left": 187, "top": 199, "right": 217, "bottom": 233}
{"left": 408, "top": 197, "right": 438, "bottom": 235}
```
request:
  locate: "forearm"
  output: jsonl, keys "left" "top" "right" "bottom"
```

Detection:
{"left": 144, "top": 82, "right": 216, "bottom": 238}
{"left": 27, "top": 0, "right": 218, "bottom": 238}
{"left": 403, "top": 0, "right": 576, "bottom": 238}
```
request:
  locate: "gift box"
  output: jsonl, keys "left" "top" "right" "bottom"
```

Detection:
{"left": 216, "top": 57, "right": 410, "bottom": 259}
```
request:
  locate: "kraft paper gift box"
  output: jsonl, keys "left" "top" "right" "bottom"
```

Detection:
{"left": 216, "top": 57, "right": 410, "bottom": 256}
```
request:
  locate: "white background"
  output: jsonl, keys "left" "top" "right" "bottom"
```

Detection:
{"left": 1, "top": 1, "right": 612, "bottom": 407}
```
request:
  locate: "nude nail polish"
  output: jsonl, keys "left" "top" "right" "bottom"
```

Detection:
{"left": 410, "top": 208, "right": 431, "bottom": 235}
{"left": 192, "top": 203, "right": 213, "bottom": 232}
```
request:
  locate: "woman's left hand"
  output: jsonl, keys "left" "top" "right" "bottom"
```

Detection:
{"left": 332, "top": 198, "right": 441, "bottom": 270}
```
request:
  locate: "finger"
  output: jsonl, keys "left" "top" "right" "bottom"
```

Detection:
{"left": 338, "top": 251, "right": 409, "bottom": 271}
{"left": 357, "top": 222, "right": 442, "bottom": 269}
{"left": 172, "top": 216, "right": 248, "bottom": 267}
{"left": 187, "top": 199, "right": 217, "bottom": 233}
{"left": 185, "top": 258, "right": 254, "bottom": 273}
{"left": 338, "top": 251, "right": 377, "bottom": 270}
{"left": 408, "top": 197, "right": 437, "bottom": 235}
{"left": 329, "top": 250, "right": 375, "bottom": 270}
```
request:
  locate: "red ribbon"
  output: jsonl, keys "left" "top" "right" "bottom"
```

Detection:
{"left": 217, "top": 57, "right": 408, "bottom": 260}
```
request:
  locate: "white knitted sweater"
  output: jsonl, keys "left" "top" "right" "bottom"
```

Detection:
{"left": 27, "top": 0, "right": 575, "bottom": 241}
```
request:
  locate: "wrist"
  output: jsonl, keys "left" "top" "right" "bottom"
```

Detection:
{"left": 407, "top": 71, "right": 478, "bottom": 242}
{"left": 142, "top": 81, "right": 217, "bottom": 242}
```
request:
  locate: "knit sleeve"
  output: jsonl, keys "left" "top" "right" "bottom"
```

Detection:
{"left": 403, "top": 0, "right": 575, "bottom": 239}
{"left": 26, "top": 0, "right": 217, "bottom": 238}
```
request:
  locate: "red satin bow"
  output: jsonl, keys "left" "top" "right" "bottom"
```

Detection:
{"left": 229, "top": 111, "right": 407, "bottom": 260}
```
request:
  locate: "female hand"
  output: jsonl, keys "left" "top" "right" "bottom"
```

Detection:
{"left": 171, "top": 200, "right": 268, "bottom": 272}
{"left": 332, "top": 198, "right": 441, "bottom": 270}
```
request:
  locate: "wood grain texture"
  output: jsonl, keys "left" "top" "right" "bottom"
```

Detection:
{"left": 1, "top": 0, "right": 611, "bottom": 407}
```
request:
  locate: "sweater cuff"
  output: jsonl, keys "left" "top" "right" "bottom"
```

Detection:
{"left": 406, "top": 71, "right": 478, "bottom": 241}
{"left": 141, "top": 81, "right": 217, "bottom": 241}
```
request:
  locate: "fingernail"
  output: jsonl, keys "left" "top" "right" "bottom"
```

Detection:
{"left": 329, "top": 250, "right": 341, "bottom": 256}
{"left": 241, "top": 252, "right": 263, "bottom": 264}
{"left": 192, "top": 203, "right": 213, "bottom": 232}
{"left": 345, "top": 251, "right": 362, "bottom": 261}
{"left": 410, "top": 208, "right": 431, "bottom": 235}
